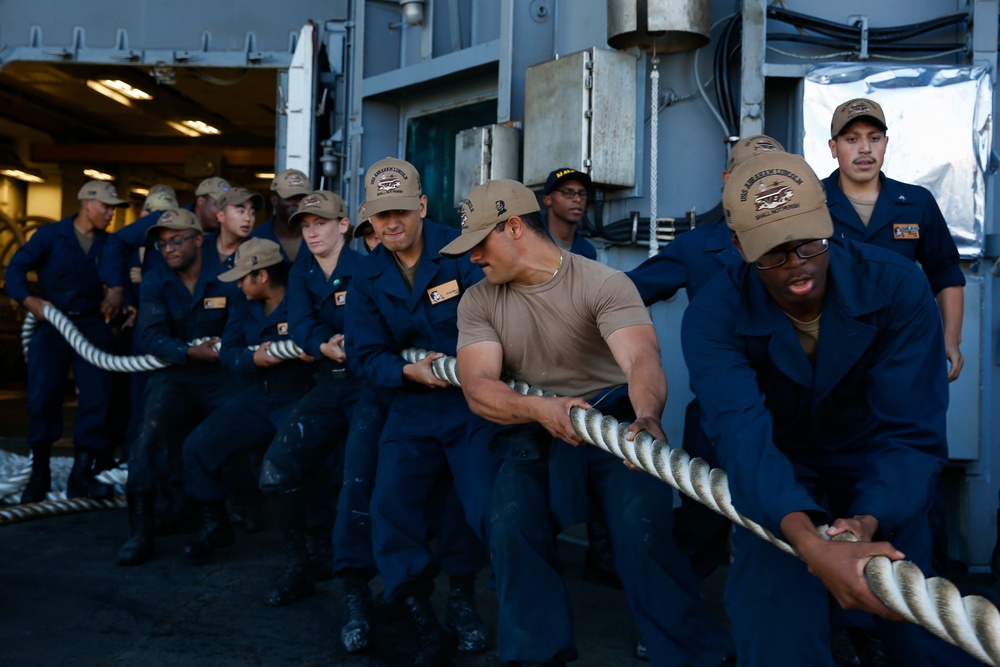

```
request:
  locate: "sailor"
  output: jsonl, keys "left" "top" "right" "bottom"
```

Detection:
{"left": 447, "top": 179, "right": 734, "bottom": 667}
{"left": 7, "top": 180, "right": 129, "bottom": 503}
{"left": 823, "top": 97, "right": 965, "bottom": 381}
{"left": 177, "top": 238, "right": 313, "bottom": 565}
{"left": 116, "top": 208, "right": 239, "bottom": 566}
{"left": 683, "top": 151, "right": 977, "bottom": 666}
{"left": 345, "top": 157, "right": 496, "bottom": 664}
{"left": 249, "top": 168, "right": 312, "bottom": 262}
{"left": 208, "top": 186, "right": 264, "bottom": 269}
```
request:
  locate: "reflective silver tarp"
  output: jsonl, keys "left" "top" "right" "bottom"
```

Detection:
{"left": 802, "top": 64, "right": 992, "bottom": 258}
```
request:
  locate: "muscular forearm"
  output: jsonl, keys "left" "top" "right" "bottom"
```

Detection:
{"left": 625, "top": 349, "right": 667, "bottom": 421}
{"left": 463, "top": 376, "right": 548, "bottom": 425}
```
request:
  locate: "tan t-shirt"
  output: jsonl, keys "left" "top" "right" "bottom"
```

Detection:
{"left": 457, "top": 251, "right": 652, "bottom": 399}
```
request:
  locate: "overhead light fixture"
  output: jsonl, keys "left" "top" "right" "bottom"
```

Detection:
{"left": 255, "top": 172, "right": 275, "bottom": 180}
{"left": 83, "top": 168, "right": 114, "bottom": 181}
{"left": 97, "top": 79, "right": 152, "bottom": 101}
{"left": 166, "top": 121, "right": 201, "bottom": 137}
{"left": 86, "top": 80, "right": 133, "bottom": 108}
{"left": 166, "top": 120, "right": 221, "bottom": 137}
{"left": 400, "top": 0, "right": 425, "bottom": 25}
{"left": 181, "top": 120, "right": 221, "bottom": 135}
{"left": 0, "top": 169, "right": 45, "bottom": 183}
{"left": 131, "top": 187, "right": 150, "bottom": 196}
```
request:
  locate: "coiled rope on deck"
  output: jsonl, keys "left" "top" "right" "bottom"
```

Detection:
{"left": 411, "top": 350, "right": 1000, "bottom": 667}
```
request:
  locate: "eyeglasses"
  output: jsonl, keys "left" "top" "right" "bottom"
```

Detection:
{"left": 754, "top": 238, "right": 830, "bottom": 270}
{"left": 154, "top": 233, "right": 198, "bottom": 252}
{"left": 554, "top": 188, "right": 588, "bottom": 201}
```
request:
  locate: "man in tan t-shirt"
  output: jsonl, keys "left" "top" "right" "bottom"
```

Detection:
{"left": 442, "top": 179, "right": 734, "bottom": 667}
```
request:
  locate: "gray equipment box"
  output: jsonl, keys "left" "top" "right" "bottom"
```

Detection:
{"left": 453, "top": 124, "right": 521, "bottom": 208}
{"left": 523, "top": 48, "right": 637, "bottom": 190}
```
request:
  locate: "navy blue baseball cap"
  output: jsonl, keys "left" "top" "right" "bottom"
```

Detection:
{"left": 542, "top": 168, "right": 592, "bottom": 195}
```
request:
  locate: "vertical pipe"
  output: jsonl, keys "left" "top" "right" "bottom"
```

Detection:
{"left": 648, "top": 55, "right": 659, "bottom": 257}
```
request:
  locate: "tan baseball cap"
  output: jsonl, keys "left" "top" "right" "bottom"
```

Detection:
{"left": 362, "top": 158, "right": 422, "bottom": 217}
{"left": 830, "top": 98, "right": 887, "bottom": 138}
{"left": 440, "top": 179, "right": 541, "bottom": 259}
{"left": 722, "top": 152, "right": 832, "bottom": 264}
{"left": 726, "top": 135, "right": 785, "bottom": 172}
{"left": 288, "top": 190, "right": 347, "bottom": 226}
{"left": 195, "top": 176, "right": 231, "bottom": 199}
{"left": 143, "top": 184, "right": 179, "bottom": 212}
{"left": 216, "top": 187, "right": 265, "bottom": 213}
{"left": 145, "top": 208, "right": 203, "bottom": 239}
{"left": 78, "top": 180, "right": 129, "bottom": 207}
{"left": 271, "top": 169, "right": 311, "bottom": 199}
{"left": 218, "top": 238, "right": 285, "bottom": 282}
{"left": 353, "top": 200, "right": 372, "bottom": 239}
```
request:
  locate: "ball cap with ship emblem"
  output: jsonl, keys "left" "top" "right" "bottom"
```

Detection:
{"left": 723, "top": 152, "right": 833, "bottom": 264}
{"left": 145, "top": 208, "right": 203, "bottom": 238}
{"left": 218, "top": 237, "right": 285, "bottom": 282}
{"left": 361, "top": 157, "right": 423, "bottom": 218}
{"left": 78, "top": 180, "right": 129, "bottom": 207}
{"left": 440, "top": 179, "right": 541, "bottom": 259}
{"left": 830, "top": 97, "right": 887, "bottom": 138}
{"left": 288, "top": 190, "right": 347, "bottom": 226}
{"left": 271, "top": 169, "right": 312, "bottom": 199}
{"left": 726, "top": 135, "right": 785, "bottom": 172}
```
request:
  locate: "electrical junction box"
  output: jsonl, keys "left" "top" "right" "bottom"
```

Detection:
{"left": 453, "top": 124, "right": 521, "bottom": 208}
{"left": 523, "top": 47, "right": 637, "bottom": 190}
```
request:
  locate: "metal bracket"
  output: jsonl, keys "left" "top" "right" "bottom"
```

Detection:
{"left": 848, "top": 15, "right": 870, "bottom": 60}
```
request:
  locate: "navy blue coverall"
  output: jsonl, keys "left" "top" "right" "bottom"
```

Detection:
{"left": 262, "top": 245, "right": 364, "bottom": 497}
{"left": 126, "top": 251, "right": 239, "bottom": 495}
{"left": 345, "top": 220, "right": 498, "bottom": 600}
{"left": 183, "top": 290, "right": 315, "bottom": 501}
{"left": 681, "top": 239, "right": 976, "bottom": 667}
{"left": 822, "top": 170, "right": 965, "bottom": 295}
{"left": 7, "top": 216, "right": 113, "bottom": 455}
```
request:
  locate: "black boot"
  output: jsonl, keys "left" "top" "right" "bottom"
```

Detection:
{"left": 306, "top": 525, "right": 335, "bottom": 582}
{"left": 232, "top": 488, "right": 266, "bottom": 533}
{"left": 117, "top": 492, "right": 155, "bottom": 566}
{"left": 404, "top": 594, "right": 450, "bottom": 667}
{"left": 264, "top": 491, "right": 314, "bottom": 606}
{"left": 340, "top": 568, "right": 372, "bottom": 653}
{"left": 445, "top": 573, "right": 487, "bottom": 653}
{"left": 67, "top": 448, "right": 114, "bottom": 500}
{"left": 182, "top": 500, "right": 235, "bottom": 563}
{"left": 19, "top": 442, "right": 52, "bottom": 504}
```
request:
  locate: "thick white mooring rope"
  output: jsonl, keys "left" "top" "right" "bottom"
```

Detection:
{"left": 21, "top": 306, "right": 306, "bottom": 370}
{"left": 405, "top": 349, "right": 1000, "bottom": 667}
{"left": 13, "top": 310, "right": 1000, "bottom": 664}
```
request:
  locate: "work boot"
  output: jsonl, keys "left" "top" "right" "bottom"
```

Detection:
{"left": 404, "top": 594, "right": 450, "bottom": 667}
{"left": 154, "top": 492, "right": 199, "bottom": 536}
{"left": 232, "top": 488, "right": 266, "bottom": 533}
{"left": 67, "top": 448, "right": 115, "bottom": 500}
{"left": 306, "top": 525, "right": 335, "bottom": 582}
{"left": 340, "top": 568, "right": 372, "bottom": 654}
{"left": 445, "top": 573, "right": 487, "bottom": 653}
{"left": 19, "top": 442, "right": 52, "bottom": 504}
{"left": 264, "top": 526, "right": 315, "bottom": 606}
{"left": 117, "top": 492, "right": 155, "bottom": 566}
{"left": 182, "top": 500, "right": 235, "bottom": 563}
{"left": 264, "top": 491, "right": 314, "bottom": 606}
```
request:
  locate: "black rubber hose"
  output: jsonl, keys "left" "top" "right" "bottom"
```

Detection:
{"left": 766, "top": 7, "right": 968, "bottom": 44}
{"left": 767, "top": 33, "right": 966, "bottom": 53}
